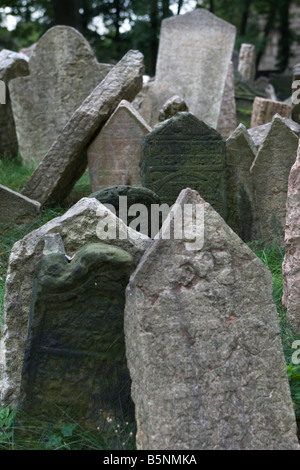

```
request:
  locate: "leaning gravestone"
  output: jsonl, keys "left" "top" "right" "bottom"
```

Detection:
{"left": 226, "top": 124, "right": 256, "bottom": 241}
{"left": 124, "top": 187, "right": 300, "bottom": 450}
{"left": 0, "top": 184, "right": 41, "bottom": 231}
{"left": 149, "top": 9, "right": 236, "bottom": 127}
{"left": 250, "top": 97, "right": 291, "bottom": 128}
{"left": 0, "top": 197, "right": 151, "bottom": 409}
{"left": 9, "top": 26, "right": 113, "bottom": 164}
{"left": 250, "top": 114, "right": 299, "bottom": 245}
{"left": 140, "top": 112, "right": 227, "bottom": 220}
{"left": 21, "top": 49, "right": 144, "bottom": 205}
{"left": 0, "top": 49, "right": 29, "bottom": 159}
{"left": 87, "top": 100, "right": 151, "bottom": 192}
{"left": 18, "top": 241, "right": 136, "bottom": 429}
{"left": 282, "top": 140, "right": 300, "bottom": 329}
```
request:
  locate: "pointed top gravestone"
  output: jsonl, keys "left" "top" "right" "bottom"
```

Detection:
{"left": 124, "top": 188, "right": 300, "bottom": 450}
{"left": 149, "top": 9, "right": 236, "bottom": 127}
{"left": 9, "top": 26, "right": 113, "bottom": 164}
{"left": 140, "top": 112, "right": 227, "bottom": 219}
{"left": 87, "top": 100, "right": 151, "bottom": 192}
{"left": 250, "top": 114, "right": 299, "bottom": 245}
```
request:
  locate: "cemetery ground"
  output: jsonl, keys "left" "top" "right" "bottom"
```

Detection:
{"left": 0, "top": 156, "right": 299, "bottom": 450}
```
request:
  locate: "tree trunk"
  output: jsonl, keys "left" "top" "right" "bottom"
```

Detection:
{"left": 277, "top": 0, "right": 292, "bottom": 71}
{"left": 240, "top": 0, "right": 252, "bottom": 36}
{"left": 256, "top": 4, "right": 279, "bottom": 69}
{"left": 52, "top": 0, "right": 81, "bottom": 30}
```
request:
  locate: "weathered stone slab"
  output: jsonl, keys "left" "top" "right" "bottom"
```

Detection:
{"left": 250, "top": 97, "right": 291, "bottom": 128}
{"left": 89, "top": 185, "right": 161, "bottom": 238}
{"left": 0, "top": 197, "right": 151, "bottom": 409}
{"left": 248, "top": 114, "right": 300, "bottom": 151}
{"left": 158, "top": 95, "right": 189, "bottom": 122}
{"left": 21, "top": 49, "right": 144, "bottom": 205}
{"left": 149, "top": 9, "right": 236, "bottom": 127}
{"left": 238, "top": 43, "right": 256, "bottom": 84}
{"left": 217, "top": 61, "right": 237, "bottom": 138}
{"left": 0, "top": 49, "right": 29, "bottom": 159}
{"left": 87, "top": 100, "right": 151, "bottom": 192}
{"left": 18, "top": 242, "right": 136, "bottom": 428}
{"left": 226, "top": 124, "right": 256, "bottom": 241}
{"left": 0, "top": 184, "right": 41, "bottom": 231}
{"left": 282, "top": 140, "right": 300, "bottom": 328}
{"left": 124, "top": 187, "right": 300, "bottom": 450}
{"left": 140, "top": 112, "right": 227, "bottom": 219}
{"left": 250, "top": 115, "right": 299, "bottom": 245}
{"left": 9, "top": 26, "right": 113, "bottom": 164}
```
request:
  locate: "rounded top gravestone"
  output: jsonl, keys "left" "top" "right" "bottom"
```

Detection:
{"left": 9, "top": 26, "right": 113, "bottom": 164}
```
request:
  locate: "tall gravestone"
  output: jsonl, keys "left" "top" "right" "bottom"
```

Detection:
{"left": 124, "top": 188, "right": 300, "bottom": 450}
{"left": 282, "top": 140, "right": 300, "bottom": 328}
{"left": 87, "top": 100, "right": 151, "bottom": 192}
{"left": 18, "top": 242, "right": 136, "bottom": 429}
{"left": 250, "top": 115, "right": 299, "bottom": 245}
{"left": 217, "top": 62, "right": 237, "bottom": 138}
{"left": 226, "top": 124, "right": 256, "bottom": 241}
{"left": 0, "top": 49, "right": 29, "bottom": 159}
{"left": 9, "top": 26, "right": 113, "bottom": 164}
{"left": 238, "top": 44, "right": 256, "bottom": 84}
{"left": 0, "top": 197, "right": 151, "bottom": 409}
{"left": 140, "top": 112, "right": 227, "bottom": 220}
{"left": 149, "top": 9, "right": 236, "bottom": 127}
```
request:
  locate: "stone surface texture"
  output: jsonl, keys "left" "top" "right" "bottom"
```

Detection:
{"left": 89, "top": 185, "right": 161, "bottom": 238}
{"left": 140, "top": 112, "right": 227, "bottom": 219}
{"left": 217, "top": 61, "right": 237, "bottom": 138}
{"left": 124, "top": 188, "right": 300, "bottom": 450}
{"left": 226, "top": 124, "right": 256, "bottom": 241}
{"left": 250, "top": 97, "right": 291, "bottom": 128}
{"left": 87, "top": 99, "right": 151, "bottom": 192}
{"left": 158, "top": 95, "right": 189, "bottom": 122}
{"left": 0, "top": 184, "right": 41, "bottom": 231}
{"left": 0, "top": 49, "right": 29, "bottom": 158}
{"left": 9, "top": 26, "right": 113, "bottom": 164}
{"left": 282, "top": 139, "right": 300, "bottom": 328}
{"left": 149, "top": 9, "right": 236, "bottom": 127}
{"left": 0, "top": 197, "right": 151, "bottom": 409}
{"left": 18, "top": 243, "right": 136, "bottom": 428}
{"left": 21, "top": 49, "right": 144, "bottom": 205}
{"left": 250, "top": 115, "right": 299, "bottom": 245}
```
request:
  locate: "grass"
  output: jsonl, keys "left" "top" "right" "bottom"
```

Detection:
{"left": 0, "top": 156, "right": 300, "bottom": 448}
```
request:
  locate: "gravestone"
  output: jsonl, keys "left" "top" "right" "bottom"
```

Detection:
{"left": 87, "top": 100, "right": 151, "bottom": 192}
{"left": 89, "top": 185, "right": 161, "bottom": 238}
{"left": 234, "top": 72, "right": 266, "bottom": 128}
{"left": 0, "top": 49, "right": 29, "bottom": 159}
{"left": 238, "top": 43, "right": 256, "bottom": 84}
{"left": 0, "top": 184, "right": 41, "bottom": 231}
{"left": 250, "top": 97, "right": 291, "bottom": 128}
{"left": 124, "top": 187, "right": 300, "bottom": 450}
{"left": 140, "top": 112, "right": 227, "bottom": 220}
{"left": 18, "top": 242, "right": 136, "bottom": 429}
{"left": 250, "top": 115, "right": 299, "bottom": 245}
{"left": 9, "top": 26, "right": 113, "bottom": 164}
{"left": 248, "top": 115, "right": 300, "bottom": 151}
{"left": 282, "top": 140, "right": 300, "bottom": 328}
{"left": 158, "top": 95, "right": 189, "bottom": 122}
{"left": 226, "top": 124, "right": 256, "bottom": 241}
{"left": 217, "top": 61, "right": 237, "bottom": 138}
{"left": 21, "top": 49, "right": 144, "bottom": 205}
{"left": 149, "top": 9, "right": 236, "bottom": 127}
{"left": 0, "top": 197, "right": 151, "bottom": 409}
